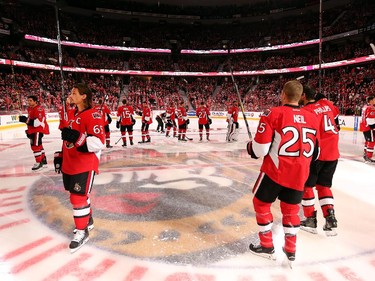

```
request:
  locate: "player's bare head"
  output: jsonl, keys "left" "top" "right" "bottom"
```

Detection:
{"left": 27, "top": 95, "right": 38, "bottom": 103}
{"left": 73, "top": 83, "right": 92, "bottom": 108}
{"left": 367, "top": 95, "right": 375, "bottom": 104}
{"left": 122, "top": 99, "right": 127, "bottom": 105}
{"left": 303, "top": 85, "right": 315, "bottom": 101}
{"left": 200, "top": 101, "right": 205, "bottom": 106}
{"left": 180, "top": 100, "right": 184, "bottom": 106}
{"left": 282, "top": 80, "right": 303, "bottom": 103}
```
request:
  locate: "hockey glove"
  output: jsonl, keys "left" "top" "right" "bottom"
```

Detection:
{"left": 186, "top": 119, "right": 190, "bottom": 125}
{"left": 116, "top": 121, "right": 120, "bottom": 129}
{"left": 27, "top": 118, "right": 35, "bottom": 126}
{"left": 19, "top": 115, "right": 28, "bottom": 123}
{"left": 61, "top": 128, "right": 86, "bottom": 147}
{"left": 53, "top": 151, "right": 63, "bottom": 174}
{"left": 131, "top": 116, "right": 136, "bottom": 125}
{"left": 246, "top": 141, "right": 259, "bottom": 159}
{"left": 107, "top": 114, "right": 112, "bottom": 124}
{"left": 208, "top": 117, "right": 212, "bottom": 125}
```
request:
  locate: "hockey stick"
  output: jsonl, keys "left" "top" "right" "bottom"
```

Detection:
{"left": 229, "top": 67, "right": 253, "bottom": 141}
{"left": 115, "top": 136, "right": 122, "bottom": 145}
{"left": 55, "top": 4, "right": 67, "bottom": 122}
{"left": 296, "top": 75, "right": 305, "bottom": 81}
{"left": 99, "top": 76, "right": 110, "bottom": 112}
{"left": 9, "top": 57, "right": 22, "bottom": 111}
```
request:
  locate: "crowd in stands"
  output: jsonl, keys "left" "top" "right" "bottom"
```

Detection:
{"left": 1, "top": 0, "right": 374, "bottom": 49}
{"left": 0, "top": 71, "right": 120, "bottom": 113}
{"left": 0, "top": 0, "right": 374, "bottom": 115}
{"left": 128, "top": 54, "right": 174, "bottom": 71}
{"left": 1, "top": 62, "right": 373, "bottom": 116}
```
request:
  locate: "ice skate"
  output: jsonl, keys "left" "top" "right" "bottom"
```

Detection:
{"left": 249, "top": 243, "right": 275, "bottom": 260}
{"left": 363, "top": 155, "right": 375, "bottom": 163}
{"left": 323, "top": 209, "right": 338, "bottom": 236}
{"left": 31, "top": 162, "right": 43, "bottom": 171}
{"left": 69, "top": 228, "right": 89, "bottom": 254}
{"left": 282, "top": 247, "right": 295, "bottom": 269}
{"left": 300, "top": 210, "right": 318, "bottom": 234}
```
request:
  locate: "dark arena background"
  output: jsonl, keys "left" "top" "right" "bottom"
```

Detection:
{"left": 0, "top": 0, "right": 375, "bottom": 280}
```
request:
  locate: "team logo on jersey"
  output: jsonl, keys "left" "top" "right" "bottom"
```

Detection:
{"left": 28, "top": 148, "right": 268, "bottom": 264}
{"left": 260, "top": 109, "right": 271, "bottom": 117}
{"left": 73, "top": 183, "right": 81, "bottom": 192}
{"left": 92, "top": 112, "right": 102, "bottom": 119}
{"left": 64, "top": 142, "right": 75, "bottom": 149}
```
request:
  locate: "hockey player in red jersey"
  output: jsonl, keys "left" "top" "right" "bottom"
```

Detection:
{"left": 117, "top": 99, "right": 135, "bottom": 147}
{"left": 165, "top": 101, "right": 177, "bottom": 138}
{"left": 226, "top": 100, "right": 239, "bottom": 142}
{"left": 138, "top": 101, "right": 152, "bottom": 143}
{"left": 177, "top": 100, "right": 189, "bottom": 141}
{"left": 94, "top": 98, "right": 112, "bottom": 148}
{"left": 196, "top": 101, "right": 211, "bottom": 141}
{"left": 18, "top": 95, "right": 50, "bottom": 171}
{"left": 58, "top": 102, "right": 76, "bottom": 130}
{"left": 360, "top": 95, "right": 375, "bottom": 162}
{"left": 299, "top": 86, "right": 340, "bottom": 236}
{"left": 55, "top": 83, "right": 105, "bottom": 253}
{"left": 246, "top": 80, "right": 320, "bottom": 264}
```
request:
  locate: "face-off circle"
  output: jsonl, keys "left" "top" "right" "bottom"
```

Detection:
{"left": 29, "top": 148, "right": 261, "bottom": 264}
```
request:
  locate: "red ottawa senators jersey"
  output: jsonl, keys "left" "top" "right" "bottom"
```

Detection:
{"left": 62, "top": 108, "right": 105, "bottom": 175}
{"left": 117, "top": 105, "right": 135, "bottom": 125}
{"left": 94, "top": 104, "right": 111, "bottom": 125}
{"left": 176, "top": 106, "right": 187, "bottom": 126}
{"left": 166, "top": 106, "right": 176, "bottom": 120}
{"left": 27, "top": 104, "right": 50, "bottom": 135}
{"left": 302, "top": 98, "right": 340, "bottom": 161}
{"left": 141, "top": 106, "right": 153, "bottom": 124}
{"left": 196, "top": 106, "right": 210, "bottom": 125}
{"left": 227, "top": 106, "right": 239, "bottom": 122}
{"left": 58, "top": 104, "right": 76, "bottom": 129}
{"left": 252, "top": 105, "right": 320, "bottom": 191}
{"left": 360, "top": 104, "right": 375, "bottom": 132}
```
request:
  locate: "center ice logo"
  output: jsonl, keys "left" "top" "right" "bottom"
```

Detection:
{"left": 29, "top": 149, "right": 260, "bottom": 264}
